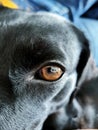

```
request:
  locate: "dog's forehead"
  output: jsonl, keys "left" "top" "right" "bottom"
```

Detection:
{"left": 29, "top": 13, "right": 82, "bottom": 60}
{"left": 24, "top": 13, "right": 82, "bottom": 48}
{"left": 6, "top": 12, "right": 82, "bottom": 52}
{"left": 3, "top": 12, "right": 82, "bottom": 48}
{"left": 29, "top": 13, "right": 72, "bottom": 36}
{"left": 10, "top": 14, "right": 82, "bottom": 71}
{"left": 1, "top": 12, "right": 83, "bottom": 72}
{"left": 31, "top": 12, "right": 69, "bottom": 26}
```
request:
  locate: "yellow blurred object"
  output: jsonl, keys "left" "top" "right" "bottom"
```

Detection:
{"left": 0, "top": 0, "right": 18, "bottom": 9}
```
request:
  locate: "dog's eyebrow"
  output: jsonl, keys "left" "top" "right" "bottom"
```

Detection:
{"left": 33, "top": 40, "right": 65, "bottom": 57}
{"left": 12, "top": 38, "right": 67, "bottom": 71}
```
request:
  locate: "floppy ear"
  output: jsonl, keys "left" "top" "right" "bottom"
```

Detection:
{"left": 76, "top": 32, "right": 90, "bottom": 84}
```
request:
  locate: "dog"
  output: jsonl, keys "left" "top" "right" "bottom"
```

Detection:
{"left": 0, "top": 7, "right": 90, "bottom": 130}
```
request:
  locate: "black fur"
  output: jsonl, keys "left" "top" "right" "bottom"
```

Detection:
{"left": 0, "top": 8, "right": 90, "bottom": 130}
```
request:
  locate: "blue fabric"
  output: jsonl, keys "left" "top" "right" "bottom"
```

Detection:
{"left": 13, "top": 0, "right": 98, "bottom": 66}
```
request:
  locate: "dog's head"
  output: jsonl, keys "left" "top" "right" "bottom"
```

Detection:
{"left": 0, "top": 8, "right": 90, "bottom": 130}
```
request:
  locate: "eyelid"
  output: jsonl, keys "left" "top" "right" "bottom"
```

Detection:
{"left": 38, "top": 60, "right": 66, "bottom": 70}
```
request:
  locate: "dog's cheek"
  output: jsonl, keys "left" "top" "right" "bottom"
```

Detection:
{"left": 8, "top": 69, "right": 77, "bottom": 129}
{"left": 0, "top": 103, "right": 48, "bottom": 130}
{"left": 29, "top": 71, "right": 77, "bottom": 104}
{"left": 51, "top": 71, "right": 77, "bottom": 105}
{"left": 10, "top": 70, "right": 77, "bottom": 105}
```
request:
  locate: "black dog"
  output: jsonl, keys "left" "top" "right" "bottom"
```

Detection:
{"left": 0, "top": 7, "right": 90, "bottom": 130}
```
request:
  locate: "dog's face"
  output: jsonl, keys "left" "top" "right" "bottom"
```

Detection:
{"left": 0, "top": 8, "right": 89, "bottom": 130}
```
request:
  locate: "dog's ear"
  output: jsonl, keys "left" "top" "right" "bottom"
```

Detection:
{"left": 76, "top": 30, "right": 90, "bottom": 84}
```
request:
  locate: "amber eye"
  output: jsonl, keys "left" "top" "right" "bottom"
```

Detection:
{"left": 40, "top": 65, "right": 64, "bottom": 81}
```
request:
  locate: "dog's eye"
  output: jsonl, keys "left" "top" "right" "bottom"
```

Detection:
{"left": 39, "top": 65, "right": 64, "bottom": 81}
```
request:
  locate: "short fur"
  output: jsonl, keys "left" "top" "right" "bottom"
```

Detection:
{"left": 0, "top": 7, "right": 90, "bottom": 130}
